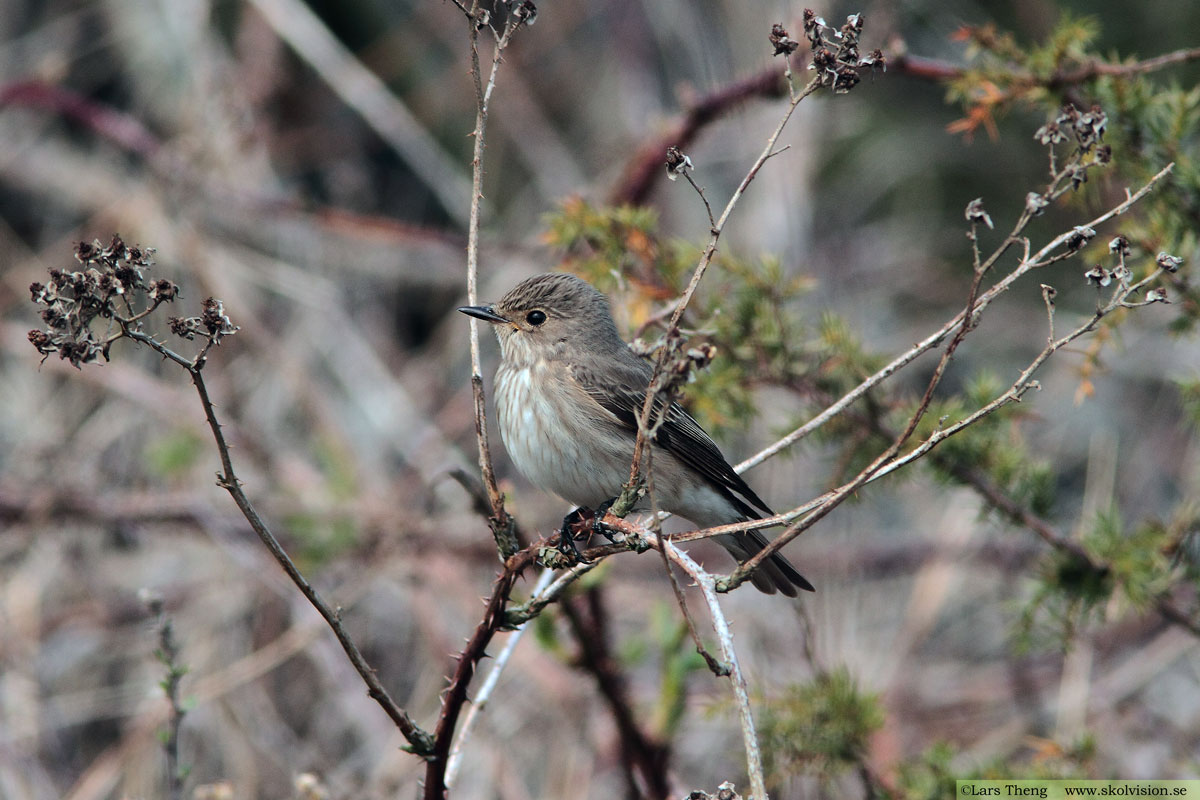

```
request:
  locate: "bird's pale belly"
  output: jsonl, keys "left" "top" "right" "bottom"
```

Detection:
{"left": 495, "top": 362, "right": 632, "bottom": 509}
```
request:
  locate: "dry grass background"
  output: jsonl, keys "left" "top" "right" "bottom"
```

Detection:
{"left": 1, "top": 1, "right": 1199, "bottom": 798}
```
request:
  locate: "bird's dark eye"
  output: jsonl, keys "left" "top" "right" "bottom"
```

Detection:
{"left": 526, "top": 310, "right": 547, "bottom": 326}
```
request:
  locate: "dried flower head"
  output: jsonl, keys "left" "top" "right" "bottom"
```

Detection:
{"left": 1084, "top": 265, "right": 1111, "bottom": 287}
{"left": 28, "top": 234, "right": 231, "bottom": 369}
{"left": 964, "top": 197, "right": 994, "bottom": 229}
{"left": 665, "top": 146, "right": 694, "bottom": 181}
{"left": 769, "top": 23, "right": 800, "bottom": 56}
{"left": 1034, "top": 121, "right": 1067, "bottom": 146}
{"left": 1025, "top": 192, "right": 1049, "bottom": 217}
{"left": 1065, "top": 225, "right": 1097, "bottom": 252}
{"left": 1156, "top": 252, "right": 1184, "bottom": 273}
{"left": 511, "top": 1, "right": 537, "bottom": 27}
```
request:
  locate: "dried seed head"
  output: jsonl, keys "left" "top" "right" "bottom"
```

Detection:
{"left": 1156, "top": 252, "right": 1184, "bottom": 273}
{"left": 665, "top": 146, "right": 694, "bottom": 181}
{"left": 1108, "top": 235, "right": 1131, "bottom": 257}
{"left": 75, "top": 240, "right": 99, "bottom": 264}
{"left": 715, "top": 782, "right": 742, "bottom": 800}
{"left": 28, "top": 329, "right": 54, "bottom": 354}
{"left": 1025, "top": 192, "right": 1049, "bottom": 217}
{"left": 1073, "top": 105, "right": 1107, "bottom": 150}
{"left": 964, "top": 197, "right": 994, "bottom": 229}
{"left": 1066, "top": 225, "right": 1097, "bottom": 252}
{"left": 802, "top": 9, "right": 826, "bottom": 46}
{"left": 1067, "top": 163, "right": 1088, "bottom": 189}
{"left": 1084, "top": 265, "right": 1111, "bottom": 287}
{"left": 148, "top": 279, "right": 178, "bottom": 302}
{"left": 1034, "top": 121, "right": 1067, "bottom": 146}
{"left": 858, "top": 48, "right": 886, "bottom": 71}
{"left": 769, "top": 23, "right": 800, "bottom": 56}
{"left": 511, "top": 0, "right": 537, "bottom": 27}
{"left": 1145, "top": 287, "right": 1169, "bottom": 303}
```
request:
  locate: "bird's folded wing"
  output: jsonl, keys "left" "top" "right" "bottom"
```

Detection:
{"left": 570, "top": 359, "right": 773, "bottom": 519}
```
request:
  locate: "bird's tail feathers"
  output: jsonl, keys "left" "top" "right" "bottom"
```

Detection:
{"left": 715, "top": 531, "right": 815, "bottom": 597}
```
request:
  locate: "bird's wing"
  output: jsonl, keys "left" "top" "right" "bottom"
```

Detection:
{"left": 570, "top": 355, "right": 773, "bottom": 519}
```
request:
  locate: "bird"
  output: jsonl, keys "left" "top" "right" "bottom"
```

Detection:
{"left": 458, "top": 272, "right": 813, "bottom": 596}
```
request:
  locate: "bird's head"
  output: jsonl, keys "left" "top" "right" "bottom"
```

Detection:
{"left": 458, "top": 273, "right": 623, "bottom": 365}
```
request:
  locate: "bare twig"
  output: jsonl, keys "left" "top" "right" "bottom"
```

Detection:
{"left": 503, "top": 559, "right": 600, "bottom": 625}
{"left": 563, "top": 516, "right": 767, "bottom": 798}
{"left": 462, "top": 1, "right": 523, "bottom": 557}
{"left": 658, "top": 537, "right": 767, "bottom": 799}
{"left": 623, "top": 75, "right": 825, "bottom": 503}
{"left": 609, "top": 67, "right": 788, "bottom": 206}
{"left": 668, "top": 75, "right": 823, "bottom": 333}
{"left": 655, "top": 529, "right": 729, "bottom": 677}
{"left": 141, "top": 593, "right": 187, "bottom": 800}
{"left": 888, "top": 44, "right": 1200, "bottom": 88}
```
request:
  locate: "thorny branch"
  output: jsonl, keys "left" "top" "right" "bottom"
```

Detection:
{"left": 429, "top": 4, "right": 540, "bottom": 796}
{"left": 445, "top": 568, "right": 556, "bottom": 788}
{"left": 425, "top": 548, "right": 537, "bottom": 800}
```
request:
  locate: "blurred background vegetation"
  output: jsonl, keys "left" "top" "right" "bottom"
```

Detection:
{"left": 1, "top": 0, "right": 1199, "bottom": 798}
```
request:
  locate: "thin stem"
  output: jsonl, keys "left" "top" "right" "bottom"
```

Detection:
{"left": 118, "top": 324, "right": 435, "bottom": 752}
{"left": 655, "top": 530, "right": 728, "bottom": 676}
{"left": 625, "top": 76, "right": 824, "bottom": 497}
{"left": 463, "top": 2, "right": 510, "bottom": 536}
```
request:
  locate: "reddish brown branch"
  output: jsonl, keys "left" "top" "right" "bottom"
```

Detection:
{"left": 562, "top": 587, "right": 672, "bottom": 799}
{"left": 423, "top": 548, "right": 536, "bottom": 800}
{"left": 0, "top": 79, "right": 161, "bottom": 155}
{"left": 608, "top": 66, "right": 788, "bottom": 206}
{"left": 887, "top": 53, "right": 964, "bottom": 82}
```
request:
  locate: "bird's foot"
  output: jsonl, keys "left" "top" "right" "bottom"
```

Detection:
{"left": 591, "top": 497, "right": 620, "bottom": 544}
{"left": 556, "top": 507, "right": 595, "bottom": 564}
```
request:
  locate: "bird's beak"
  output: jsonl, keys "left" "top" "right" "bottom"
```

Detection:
{"left": 457, "top": 304, "right": 507, "bottom": 324}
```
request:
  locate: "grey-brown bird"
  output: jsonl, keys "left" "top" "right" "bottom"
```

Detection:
{"left": 459, "top": 273, "right": 813, "bottom": 596}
